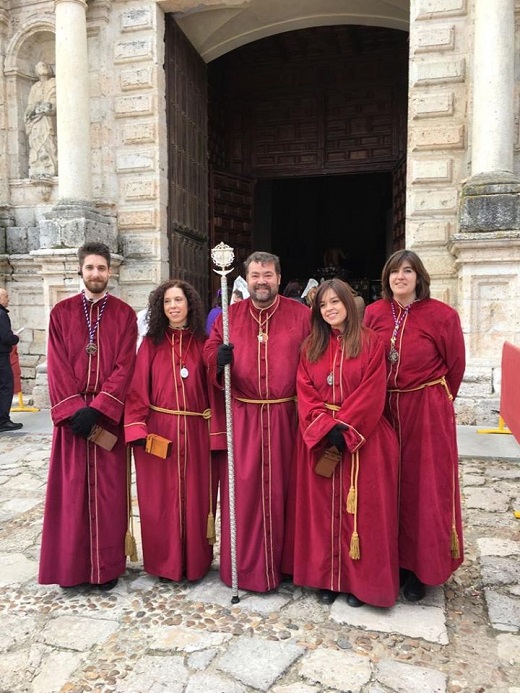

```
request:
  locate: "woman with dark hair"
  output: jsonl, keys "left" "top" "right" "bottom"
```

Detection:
{"left": 364, "top": 250, "right": 466, "bottom": 602}
{"left": 289, "top": 278, "right": 399, "bottom": 608}
{"left": 124, "top": 280, "right": 217, "bottom": 582}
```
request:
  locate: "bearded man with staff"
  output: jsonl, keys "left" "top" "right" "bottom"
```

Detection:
{"left": 204, "top": 251, "right": 310, "bottom": 593}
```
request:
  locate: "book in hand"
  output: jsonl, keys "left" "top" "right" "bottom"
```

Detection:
{"left": 88, "top": 425, "right": 118, "bottom": 451}
{"left": 145, "top": 433, "right": 172, "bottom": 459}
{"left": 314, "top": 446, "right": 341, "bottom": 478}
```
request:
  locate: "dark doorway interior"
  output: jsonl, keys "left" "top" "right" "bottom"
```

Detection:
{"left": 254, "top": 173, "right": 392, "bottom": 296}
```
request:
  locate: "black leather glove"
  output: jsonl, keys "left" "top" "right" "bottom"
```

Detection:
{"left": 132, "top": 438, "right": 146, "bottom": 447}
{"left": 217, "top": 343, "right": 234, "bottom": 372}
{"left": 70, "top": 407, "right": 101, "bottom": 438}
{"left": 327, "top": 425, "right": 347, "bottom": 452}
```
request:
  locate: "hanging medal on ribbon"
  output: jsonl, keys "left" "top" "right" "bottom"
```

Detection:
{"left": 389, "top": 300, "right": 410, "bottom": 364}
{"left": 81, "top": 291, "right": 109, "bottom": 355}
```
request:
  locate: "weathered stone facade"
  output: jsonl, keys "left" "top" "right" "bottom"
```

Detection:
{"left": 0, "top": 0, "right": 519, "bottom": 422}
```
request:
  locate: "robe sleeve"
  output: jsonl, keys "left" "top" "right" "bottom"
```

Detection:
{"left": 297, "top": 333, "right": 388, "bottom": 454}
{"left": 297, "top": 355, "right": 339, "bottom": 455}
{"left": 89, "top": 307, "right": 138, "bottom": 424}
{"left": 334, "top": 335, "right": 388, "bottom": 452}
{"left": 47, "top": 306, "right": 85, "bottom": 424}
{"left": 437, "top": 308, "right": 466, "bottom": 399}
{"left": 124, "top": 337, "right": 154, "bottom": 443}
{"left": 203, "top": 312, "right": 225, "bottom": 389}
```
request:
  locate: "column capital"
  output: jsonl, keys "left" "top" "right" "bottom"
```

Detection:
{"left": 54, "top": 0, "right": 88, "bottom": 9}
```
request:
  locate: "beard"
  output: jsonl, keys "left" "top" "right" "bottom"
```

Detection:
{"left": 249, "top": 284, "right": 278, "bottom": 306}
{"left": 83, "top": 278, "right": 109, "bottom": 296}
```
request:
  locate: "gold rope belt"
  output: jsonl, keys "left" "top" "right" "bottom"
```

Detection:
{"left": 388, "top": 375, "right": 453, "bottom": 401}
{"left": 149, "top": 404, "right": 212, "bottom": 419}
{"left": 234, "top": 396, "right": 296, "bottom": 405}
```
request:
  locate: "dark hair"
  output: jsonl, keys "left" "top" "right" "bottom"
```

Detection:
{"left": 283, "top": 281, "right": 301, "bottom": 298}
{"left": 381, "top": 250, "right": 431, "bottom": 301}
{"left": 78, "top": 242, "right": 111, "bottom": 268}
{"left": 244, "top": 251, "right": 281, "bottom": 276}
{"left": 303, "top": 278, "right": 363, "bottom": 362}
{"left": 147, "top": 280, "right": 205, "bottom": 344}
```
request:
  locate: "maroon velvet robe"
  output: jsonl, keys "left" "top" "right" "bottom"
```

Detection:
{"left": 39, "top": 294, "right": 137, "bottom": 586}
{"left": 364, "top": 297, "right": 466, "bottom": 585}
{"left": 288, "top": 329, "right": 399, "bottom": 607}
{"left": 124, "top": 330, "right": 217, "bottom": 581}
{"left": 204, "top": 295, "right": 311, "bottom": 592}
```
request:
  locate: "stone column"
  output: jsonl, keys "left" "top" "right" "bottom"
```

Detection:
{"left": 471, "top": 0, "right": 514, "bottom": 177}
{"left": 39, "top": 0, "right": 117, "bottom": 253}
{"left": 460, "top": 0, "right": 519, "bottom": 232}
{"left": 54, "top": 0, "right": 92, "bottom": 202}
{"left": 452, "top": 0, "right": 520, "bottom": 424}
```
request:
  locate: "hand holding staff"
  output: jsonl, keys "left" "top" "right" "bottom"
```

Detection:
{"left": 211, "top": 242, "right": 240, "bottom": 604}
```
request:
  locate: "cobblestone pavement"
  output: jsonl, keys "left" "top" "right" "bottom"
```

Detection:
{"left": 1, "top": 424, "right": 519, "bottom": 693}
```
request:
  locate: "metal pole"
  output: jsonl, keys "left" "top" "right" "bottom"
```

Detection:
{"left": 211, "top": 243, "right": 240, "bottom": 604}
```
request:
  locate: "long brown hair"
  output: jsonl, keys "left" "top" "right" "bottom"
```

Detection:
{"left": 381, "top": 249, "right": 431, "bottom": 301}
{"left": 147, "top": 280, "right": 205, "bottom": 344}
{"left": 303, "top": 279, "right": 363, "bottom": 362}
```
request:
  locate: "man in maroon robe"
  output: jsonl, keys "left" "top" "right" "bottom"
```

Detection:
{"left": 39, "top": 242, "right": 137, "bottom": 589}
{"left": 204, "top": 251, "right": 310, "bottom": 592}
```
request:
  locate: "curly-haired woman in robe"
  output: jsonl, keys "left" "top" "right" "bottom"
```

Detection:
{"left": 124, "top": 280, "right": 217, "bottom": 581}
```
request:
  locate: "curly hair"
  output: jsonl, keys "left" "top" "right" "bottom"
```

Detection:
{"left": 146, "top": 280, "right": 205, "bottom": 344}
{"left": 380, "top": 249, "right": 431, "bottom": 301}
{"left": 303, "top": 278, "right": 364, "bottom": 362}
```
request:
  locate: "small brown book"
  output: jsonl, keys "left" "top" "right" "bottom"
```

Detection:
{"left": 88, "top": 425, "right": 118, "bottom": 451}
{"left": 314, "top": 446, "right": 341, "bottom": 478}
{"left": 145, "top": 433, "right": 172, "bottom": 459}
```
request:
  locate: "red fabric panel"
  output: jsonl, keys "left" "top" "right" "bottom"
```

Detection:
{"left": 9, "top": 346, "right": 21, "bottom": 394}
{"left": 501, "top": 341, "right": 520, "bottom": 443}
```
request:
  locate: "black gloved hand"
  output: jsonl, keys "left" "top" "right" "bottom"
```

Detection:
{"left": 70, "top": 407, "right": 101, "bottom": 438}
{"left": 217, "top": 343, "right": 234, "bottom": 372}
{"left": 132, "top": 438, "right": 146, "bottom": 447}
{"left": 327, "top": 425, "right": 347, "bottom": 453}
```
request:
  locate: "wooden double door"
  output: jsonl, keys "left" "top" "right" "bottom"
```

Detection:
{"left": 166, "top": 18, "right": 408, "bottom": 303}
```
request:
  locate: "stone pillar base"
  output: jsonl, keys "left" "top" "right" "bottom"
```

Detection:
{"left": 38, "top": 201, "right": 117, "bottom": 252}
{"left": 460, "top": 171, "right": 520, "bottom": 232}
{"left": 32, "top": 362, "right": 51, "bottom": 410}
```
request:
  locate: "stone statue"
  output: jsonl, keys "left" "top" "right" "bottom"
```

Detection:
{"left": 24, "top": 61, "right": 58, "bottom": 178}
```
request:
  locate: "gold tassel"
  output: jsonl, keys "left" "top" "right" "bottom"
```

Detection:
{"left": 450, "top": 525, "right": 460, "bottom": 559}
{"left": 346, "top": 486, "right": 356, "bottom": 514}
{"left": 125, "top": 530, "right": 138, "bottom": 562}
{"left": 349, "top": 531, "right": 360, "bottom": 560}
{"left": 206, "top": 512, "right": 216, "bottom": 546}
{"left": 125, "top": 446, "right": 139, "bottom": 562}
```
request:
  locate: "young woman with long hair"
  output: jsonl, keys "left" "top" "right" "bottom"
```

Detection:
{"left": 287, "top": 278, "right": 400, "bottom": 607}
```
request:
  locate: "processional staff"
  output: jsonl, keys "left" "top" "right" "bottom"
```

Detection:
{"left": 211, "top": 242, "right": 240, "bottom": 604}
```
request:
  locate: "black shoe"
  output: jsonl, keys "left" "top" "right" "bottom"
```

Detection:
{"left": 346, "top": 593, "right": 365, "bottom": 608}
{"left": 399, "top": 568, "right": 411, "bottom": 587}
{"left": 96, "top": 578, "right": 118, "bottom": 591}
{"left": 318, "top": 589, "right": 338, "bottom": 605}
{"left": 159, "top": 576, "right": 174, "bottom": 582}
{"left": 403, "top": 572, "right": 426, "bottom": 602}
{"left": 0, "top": 420, "right": 23, "bottom": 432}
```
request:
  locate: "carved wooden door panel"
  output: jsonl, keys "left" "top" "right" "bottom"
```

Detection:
{"left": 209, "top": 170, "right": 254, "bottom": 297}
{"left": 165, "top": 15, "right": 208, "bottom": 298}
{"left": 392, "top": 157, "right": 406, "bottom": 251}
